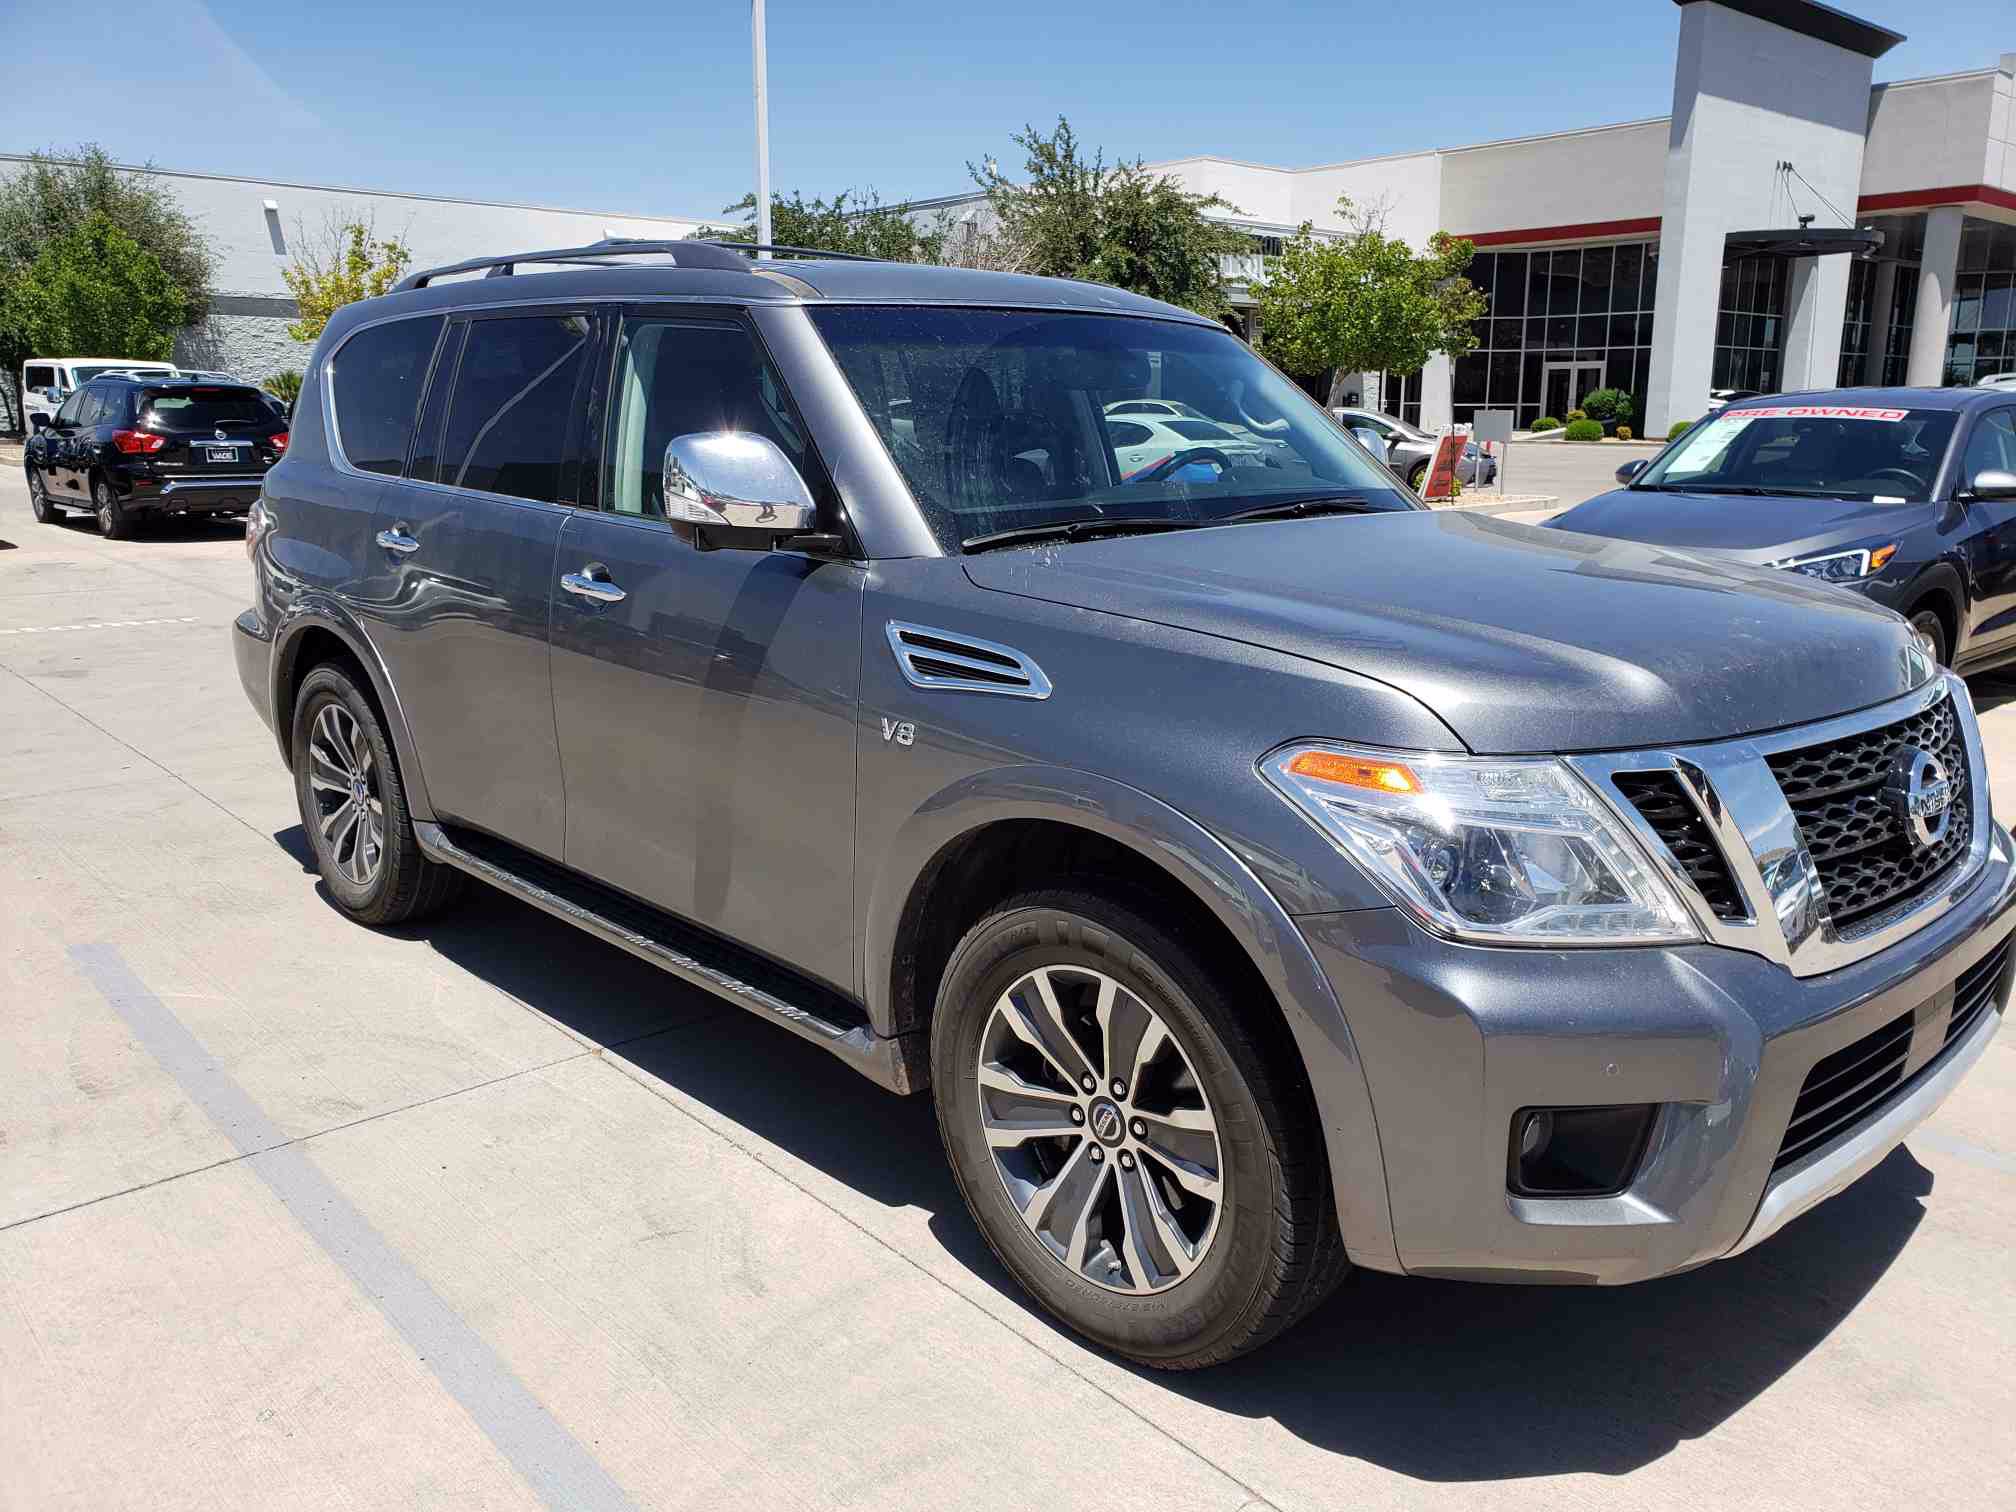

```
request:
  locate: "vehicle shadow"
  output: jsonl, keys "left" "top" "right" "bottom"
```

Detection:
{"left": 282, "top": 830, "right": 1934, "bottom": 1480}
{"left": 1966, "top": 667, "right": 2016, "bottom": 715}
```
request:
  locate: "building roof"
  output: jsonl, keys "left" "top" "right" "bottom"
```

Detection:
{"left": 1674, "top": 0, "right": 1903, "bottom": 61}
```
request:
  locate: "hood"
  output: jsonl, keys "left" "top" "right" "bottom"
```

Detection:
{"left": 1552, "top": 487, "right": 1934, "bottom": 564}
{"left": 962, "top": 511, "right": 1928, "bottom": 755}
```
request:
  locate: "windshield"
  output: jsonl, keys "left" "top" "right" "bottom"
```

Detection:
{"left": 808, "top": 307, "right": 1414, "bottom": 550}
{"left": 1637, "top": 404, "right": 1959, "bottom": 501}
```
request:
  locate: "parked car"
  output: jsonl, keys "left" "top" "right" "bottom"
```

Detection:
{"left": 236, "top": 240, "right": 2011, "bottom": 1369}
{"left": 18, "top": 356, "right": 178, "bottom": 425}
{"left": 25, "top": 375, "right": 288, "bottom": 537}
{"left": 1975, "top": 371, "right": 2016, "bottom": 391}
{"left": 1105, "top": 396, "right": 1293, "bottom": 454}
{"left": 1551, "top": 389, "right": 2016, "bottom": 669}
{"left": 1704, "top": 387, "right": 1763, "bottom": 411}
{"left": 1105, "top": 413, "right": 1281, "bottom": 480}
{"left": 1329, "top": 405, "right": 1496, "bottom": 490}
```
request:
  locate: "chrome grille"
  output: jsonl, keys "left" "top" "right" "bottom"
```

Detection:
{"left": 1766, "top": 695, "right": 1971, "bottom": 930}
{"left": 1613, "top": 771, "right": 1746, "bottom": 920}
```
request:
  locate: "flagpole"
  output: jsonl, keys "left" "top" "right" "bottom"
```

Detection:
{"left": 753, "top": 0, "right": 772, "bottom": 258}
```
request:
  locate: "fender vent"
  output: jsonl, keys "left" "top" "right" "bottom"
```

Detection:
{"left": 886, "top": 621, "right": 1051, "bottom": 699}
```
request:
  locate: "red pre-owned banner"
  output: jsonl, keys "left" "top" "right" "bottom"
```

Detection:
{"left": 1421, "top": 431, "right": 1467, "bottom": 500}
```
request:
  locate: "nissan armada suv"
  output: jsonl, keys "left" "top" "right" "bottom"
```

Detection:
{"left": 233, "top": 239, "right": 2013, "bottom": 1369}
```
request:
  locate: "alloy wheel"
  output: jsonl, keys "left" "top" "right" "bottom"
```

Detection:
{"left": 306, "top": 703, "right": 386, "bottom": 887}
{"left": 975, "top": 964, "right": 1223, "bottom": 1295}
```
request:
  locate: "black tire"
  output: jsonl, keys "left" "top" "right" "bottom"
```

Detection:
{"left": 1910, "top": 608, "right": 1949, "bottom": 668}
{"left": 931, "top": 889, "right": 1345, "bottom": 1369}
{"left": 92, "top": 473, "right": 130, "bottom": 540}
{"left": 291, "top": 663, "right": 464, "bottom": 926}
{"left": 26, "top": 466, "right": 61, "bottom": 523}
{"left": 1407, "top": 460, "right": 1429, "bottom": 492}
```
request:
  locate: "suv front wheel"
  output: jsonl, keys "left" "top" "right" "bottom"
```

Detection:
{"left": 291, "top": 663, "right": 464, "bottom": 926}
{"left": 932, "top": 890, "right": 1344, "bottom": 1368}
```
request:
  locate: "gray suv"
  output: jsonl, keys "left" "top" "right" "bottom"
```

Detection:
{"left": 233, "top": 239, "right": 2012, "bottom": 1369}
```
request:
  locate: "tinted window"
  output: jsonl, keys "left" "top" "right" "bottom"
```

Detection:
{"left": 139, "top": 387, "right": 270, "bottom": 429}
{"left": 407, "top": 323, "right": 467, "bottom": 486}
{"left": 1165, "top": 419, "right": 1237, "bottom": 442}
{"left": 601, "top": 316, "right": 816, "bottom": 519}
{"left": 93, "top": 388, "right": 132, "bottom": 425}
{"left": 1105, "top": 421, "right": 1154, "bottom": 447}
{"left": 54, "top": 390, "right": 85, "bottom": 425}
{"left": 439, "top": 314, "right": 590, "bottom": 503}
{"left": 332, "top": 315, "right": 444, "bottom": 476}
{"left": 1962, "top": 409, "right": 2016, "bottom": 480}
{"left": 24, "top": 364, "right": 54, "bottom": 390}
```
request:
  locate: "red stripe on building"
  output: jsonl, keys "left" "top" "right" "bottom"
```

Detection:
{"left": 1856, "top": 183, "right": 2016, "bottom": 214}
{"left": 1459, "top": 216, "right": 1662, "bottom": 248}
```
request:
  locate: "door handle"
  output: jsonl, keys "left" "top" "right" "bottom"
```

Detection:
{"left": 561, "top": 566, "right": 626, "bottom": 604}
{"left": 376, "top": 524, "right": 420, "bottom": 555}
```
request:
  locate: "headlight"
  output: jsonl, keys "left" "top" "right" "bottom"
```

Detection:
{"left": 1777, "top": 543, "right": 1897, "bottom": 583}
{"left": 1261, "top": 744, "right": 1699, "bottom": 945}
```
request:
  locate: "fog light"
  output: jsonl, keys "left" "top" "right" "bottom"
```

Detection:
{"left": 1508, "top": 1104, "right": 1656, "bottom": 1196}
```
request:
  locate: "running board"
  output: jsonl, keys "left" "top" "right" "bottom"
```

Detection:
{"left": 414, "top": 821, "right": 925, "bottom": 1094}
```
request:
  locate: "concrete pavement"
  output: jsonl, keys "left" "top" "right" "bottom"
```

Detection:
{"left": 2, "top": 471, "right": 2012, "bottom": 1511}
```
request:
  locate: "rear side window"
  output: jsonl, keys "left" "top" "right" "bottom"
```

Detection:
{"left": 438, "top": 314, "right": 591, "bottom": 503}
{"left": 24, "top": 364, "right": 54, "bottom": 390}
{"left": 140, "top": 387, "right": 270, "bottom": 429}
{"left": 332, "top": 315, "right": 444, "bottom": 476}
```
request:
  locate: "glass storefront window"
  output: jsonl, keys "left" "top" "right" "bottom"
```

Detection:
{"left": 1712, "top": 252, "right": 1787, "bottom": 393}
{"left": 1946, "top": 216, "right": 2016, "bottom": 385}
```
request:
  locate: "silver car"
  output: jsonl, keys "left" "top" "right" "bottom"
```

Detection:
{"left": 1330, "top": 406, "right": 1497, "bottom": 490}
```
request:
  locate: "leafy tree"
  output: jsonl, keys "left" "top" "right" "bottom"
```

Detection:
{"left": 281, "top": 212, "right": 412, "bottom": 343}
{"left": 0, "top": 143, "right": 212, "bottom": 427}
{"left": 969, "top": 118, "right": 1249, "bottom": 318}
{"left": 6, "top": 213, "right": 186, "bottom": 362}
{"left": 698, "top": 188, "right": 943, "bottom": 262}
{"left": 1251, "top": 197, "right": 1486, "bottom": 406}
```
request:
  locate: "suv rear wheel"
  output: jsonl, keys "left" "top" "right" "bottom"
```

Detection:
{"left": 92, "top": 474, "right": 130, "bottom": 540}
{"left": 291, "top": 663, "right": 464, "bottom": 926}
{"left": 931, "top": 889, "right": 1344, "bottom": 1368}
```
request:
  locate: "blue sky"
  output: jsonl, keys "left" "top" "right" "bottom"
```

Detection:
{"left": 6, "top": 0, "right": 2005, "bottom": 219}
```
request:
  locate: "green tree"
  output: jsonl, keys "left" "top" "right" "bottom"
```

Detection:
{"left": 697, "top": 188, "right": 944, "bottom": 262}
{"left": 6, "top": 212, "right": 186, "bottom": 361}
{"left": 263, "top": 368, "right": 304, "bottom": 408}
{"left": 969, "top": 118, "right": 1249, "bottom": 319}
{"left": 281, "top": 212, "right": 412, "bottom": 343}
{"left": 1252, "top": 197, "right": 1486, "bottom": 406}
{"left": 0, "top": 143, "right": 213, "bottom": 427}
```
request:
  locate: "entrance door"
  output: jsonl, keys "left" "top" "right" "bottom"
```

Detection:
{"left": 1542, "top": 361, "right": 1605, "bottom": 420}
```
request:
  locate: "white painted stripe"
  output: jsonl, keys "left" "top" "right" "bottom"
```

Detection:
{"left": 0, "top": 616, "right": 199, "bottom": 636}
{"left": 67, "top": 943, "right": 643, "bottom": 1512}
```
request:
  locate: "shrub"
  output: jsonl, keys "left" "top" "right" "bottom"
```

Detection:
{"left": 1566, "top": 408, "right": 1588, "bottom": 423}
{"left": 1580, "top": 387, "right": 1630, "bottom": 423}
{"left": 1615, "top": 424, "right": 1634, "bottom": 441}
{"left": 1667, "top": 418, "right": 1696, "bottom": 439}
{"left": 1531, "top": 415, "right": 1561, "bottom": 433}
{"left": 263, "top": 369, "right": 302, "bottom": 407}
{"left": 1563, "top": 418, "right": 1603, "bottom": 441}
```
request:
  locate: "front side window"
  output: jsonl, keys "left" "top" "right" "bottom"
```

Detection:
{"left": 438, "top": 314, "right": 590, "bottom": 504}
{"left": 601, "top": 316, "right": 816, "bottom": 519}
{"left": 331, "top": 315, "right": 443, "bottom": 476}
{"left": 54, "top": 390, "right": 85, "bottom": 426}
{"left": 1635, "top": 404, "right": 1960, "bottom": 503}
{"left": 809, "top": 306, "right": 1411, "bottom": 550}
{"left": 24, "top": 364, "right": 54, "bottom": 390}
{"left": 1961, "top": 409, "right": 2016, "bottom": 483}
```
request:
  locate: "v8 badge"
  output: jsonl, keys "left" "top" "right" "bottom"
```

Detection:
{"left": 880, "top": 717, "right": 916, "bottom": 747}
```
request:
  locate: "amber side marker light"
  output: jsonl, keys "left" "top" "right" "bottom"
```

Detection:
{"left": 1869, "top": 543, "right": 1898, "bottom": 572}
{"left": 1287, "top": 751, "right": 1421, "bottom": 794}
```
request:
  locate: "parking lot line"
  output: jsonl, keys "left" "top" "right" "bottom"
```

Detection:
{"left": 66, "top": 942, "right": 645, "bottom": 1512}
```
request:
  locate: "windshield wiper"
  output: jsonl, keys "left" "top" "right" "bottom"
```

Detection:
{"left": 960, "top": 515, "right": 1201, "bottom": 553}
{"left": 1215, "top": 495, "right": 1382, "bottom": 524}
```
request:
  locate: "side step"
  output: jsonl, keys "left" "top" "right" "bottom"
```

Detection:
{"left": 414, "top": 821, "right": 926, "bottom": 1094}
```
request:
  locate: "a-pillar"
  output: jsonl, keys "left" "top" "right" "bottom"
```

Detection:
{"left": 1906, "top": 206, "right": 1965, "bottom": 387}
{"left": 1782, "top": 255, "right": 1850, "bottom": 393}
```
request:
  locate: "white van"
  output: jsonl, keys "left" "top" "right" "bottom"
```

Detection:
{"left": 19, "top": 357, "right": 180, "bottom": 423}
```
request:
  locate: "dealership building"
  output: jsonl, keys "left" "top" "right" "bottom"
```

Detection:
{"left": 3, "top": 0, "right": 2010, "bottom": 437}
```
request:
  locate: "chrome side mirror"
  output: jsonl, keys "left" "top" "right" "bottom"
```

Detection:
{"left": 1967, "top": 468, "right": 2016, "bottom": 501}
{"left": 662, "top": 431, "right": 816, "bottom": 538}
{"left": 1615, "top": 459, "right": 1648, "bottom": 485}
{"left": 1348, "top": 426, "right": 1387, "bottom": 459}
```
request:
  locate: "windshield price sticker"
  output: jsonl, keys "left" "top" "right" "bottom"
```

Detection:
{"left": 1733, "top": 405, "right": 1908, "bottom": 421}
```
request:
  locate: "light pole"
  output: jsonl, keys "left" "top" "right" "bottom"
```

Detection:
{"left": 752, "top": 0, "right": 771, "bottom": 257}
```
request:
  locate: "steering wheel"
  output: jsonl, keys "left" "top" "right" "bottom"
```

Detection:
{"left": 1861, "top": 467, "right": 1926, "bottom": 491}
{"left": 1137, "top": 447, "right": 1233, "bottom": 484}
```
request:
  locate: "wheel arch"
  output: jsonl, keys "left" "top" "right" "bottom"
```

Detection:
{"left": 1899, "top": 561, "right": 1964, "bottom": 662}
{"left": 269, "top": 606, "right": 436, "bottom": 821}
{"left": 865, "top": 765, "right": 1401, "bottom": 1271}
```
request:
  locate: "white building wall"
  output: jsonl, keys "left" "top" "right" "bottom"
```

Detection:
{"left": 1859, "top": 69, "right": 2003, "bottom": 196}
{"left": 1439, "top": 120, "right": 1667, "bottom": 235}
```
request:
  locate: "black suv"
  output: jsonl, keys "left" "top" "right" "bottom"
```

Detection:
{"left": 233, "top": 239, "right": 2010, "bottom": 1369}
{"left": 25, "top": 375, "right": 289, "bottom": 538}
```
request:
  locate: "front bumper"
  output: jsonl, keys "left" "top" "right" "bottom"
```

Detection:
{"left": 1297, "top": 822, "right": 2015, "bottom": 1283}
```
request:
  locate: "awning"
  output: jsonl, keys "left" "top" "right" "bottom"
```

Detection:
{"left": 1723, "top": 227, "right": 1885, "bottom": 258}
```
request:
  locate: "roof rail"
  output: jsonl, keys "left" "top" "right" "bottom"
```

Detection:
{"left": 394, "top": 236, "right": 884, "bottom": 292}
